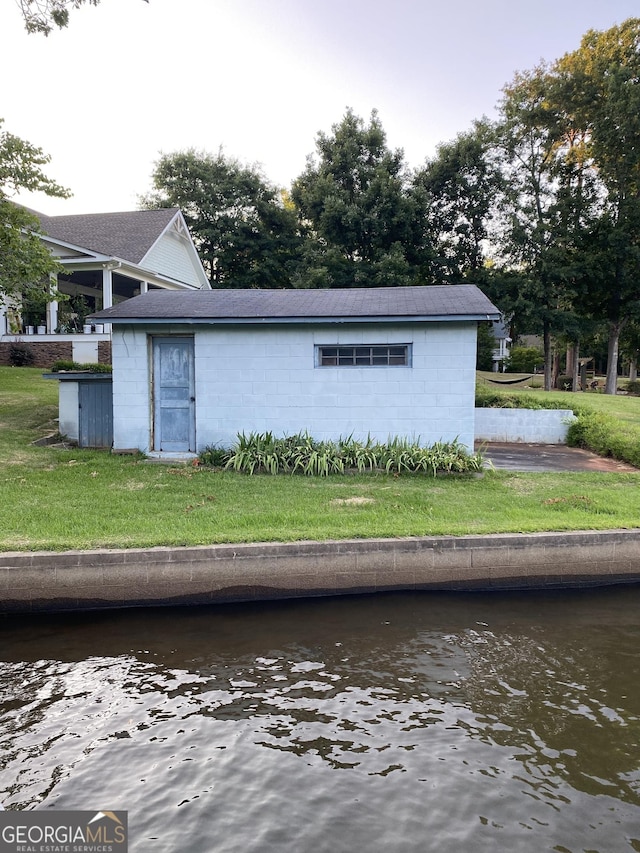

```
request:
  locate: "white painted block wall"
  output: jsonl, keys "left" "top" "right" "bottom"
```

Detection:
{"left": 474, "top": 408, "right": 576, "bottom": 444}
{"left": 111, "top": 321, "right": 478, "bottom": 453}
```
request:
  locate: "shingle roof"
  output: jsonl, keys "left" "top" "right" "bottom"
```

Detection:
{"left": 91, "top": 285, "right": 500, "bottom": 323}
{"left": 36, "top": 208, "right": 179, "bottom": 264}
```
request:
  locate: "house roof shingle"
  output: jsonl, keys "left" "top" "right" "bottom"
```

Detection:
{"left": 91, "top": 285, "right": 500, "bottom": 323}
{"left": 37, "top": 208, "right": 179, "bottom": 264}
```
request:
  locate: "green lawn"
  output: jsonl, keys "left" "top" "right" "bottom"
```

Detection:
{"left": 1, "top": 367, "right": 639, "bottom": 552}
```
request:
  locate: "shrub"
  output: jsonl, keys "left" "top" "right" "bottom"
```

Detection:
{"left": 503, "top": 346, "right": 544, "bottom": 373}
{"left": 567, "top": 410, "right": 640, "bottom": 467}
{"left": 198, "top": 445, "right": 231, "bottom": 467}
{"left": 50, "top": 360, "right": 112, "bottom": 373}
{"left": 475, "top": 386, "right": 570, "bottom": 410}
{"left": 622, "top": 379, "right": 640, "bottom": 395}
{"left": 556, "top": 374, "right": 573, "bottom": 391}
{"left": 207, "top": 431, "right": 485, "bottom": 477}
{"left": 9, "top": 343, "right": 34, "bottom": 367}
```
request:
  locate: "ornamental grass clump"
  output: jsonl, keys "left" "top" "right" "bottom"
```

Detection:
{"left": 207, "top": 431, "right": 484, "bottom": 477}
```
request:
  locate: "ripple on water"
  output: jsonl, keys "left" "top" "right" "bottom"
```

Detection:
{"left": 1, "top": 589, "right": 640, "bottom": 852}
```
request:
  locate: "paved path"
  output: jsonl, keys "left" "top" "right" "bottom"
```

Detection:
{"left": 477, "top": 442, "right": 638, "bottom": 473}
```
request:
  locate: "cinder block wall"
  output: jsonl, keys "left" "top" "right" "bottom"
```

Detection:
{"left": 112, "top": 321, "right": 479, "bottom": 453}
{"left": 475, "top": 408, "right": 575, "bottom": 443}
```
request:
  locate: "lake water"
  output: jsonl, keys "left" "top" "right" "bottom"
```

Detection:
{"left": 1, "top": 588, "right": 640, "bottom": 852}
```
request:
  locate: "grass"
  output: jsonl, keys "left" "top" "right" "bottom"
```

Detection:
{"left": 1, "top": 367, "right": 639, "bottom": 552}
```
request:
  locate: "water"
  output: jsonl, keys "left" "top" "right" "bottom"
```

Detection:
{"left": 1, "top": 588, "right": 640, "bottom": 852}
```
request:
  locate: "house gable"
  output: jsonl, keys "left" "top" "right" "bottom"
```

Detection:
{"left": 140, "top": 212, "right": 210, "bottom": 289}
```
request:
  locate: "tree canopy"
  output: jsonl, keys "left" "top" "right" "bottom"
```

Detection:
{"left": 0, "top": 118, "right": 70, "bottom": 301}
{"left": 490, "top": 18, "right": 640, "bottom": 392}
{"left": 291, "top": 109, "right": 423, "bottom": 288}
{"left": 140, "top": 149, "right": 302, "bottom": 288}
{"left": 132, "top": 17, "right": 640, "bottom": 391}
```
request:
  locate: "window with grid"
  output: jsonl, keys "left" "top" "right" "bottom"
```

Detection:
{"left": 317, "top": 344, "right": 410, "bottom": 367}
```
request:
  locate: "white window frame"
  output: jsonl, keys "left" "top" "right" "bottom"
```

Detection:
{"left": 315, "top": 344, "right": 412, "bottom": 367}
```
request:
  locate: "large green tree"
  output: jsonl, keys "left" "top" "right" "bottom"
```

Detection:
{"left": 556, "top": 19, "right": 640, "bottom": 393}
{"left": 291, "top": 109, "right": 423, "bottom": 288}
{"left": 141, "top": 149, "right": 302, "bottom": 288}
{"left": 0, "top": 118, "right": 70, "bottom": 301}
{"left": 412, "top": 120, "right": 503, "bottom": 284}
{"left": 490, "top": 60, "right": 601, "bottom": 390}
{"left": 487, "top": 19, "right": 640, "bottom": 393}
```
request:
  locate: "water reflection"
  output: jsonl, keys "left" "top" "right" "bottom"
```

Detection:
{"left": 1, "top": 589, "right": 640, "bottom": 852}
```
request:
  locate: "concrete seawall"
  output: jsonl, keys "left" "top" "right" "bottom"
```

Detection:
{"left": 1, "top": 529, "right": 640, "bottom": 614}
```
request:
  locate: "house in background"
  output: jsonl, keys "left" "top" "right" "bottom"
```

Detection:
{"left": 91, "top": 284, "right": 500, "bottom": 456}
{"left": 0, "top": 207, "right": 209, "bottom": 366}
{"left": 491, "top": 319, "right": 511, "bottom": 371}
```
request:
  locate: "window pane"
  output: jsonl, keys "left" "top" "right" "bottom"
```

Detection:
{"left": 317, "top": 344, "right": 408, "bottom": 366}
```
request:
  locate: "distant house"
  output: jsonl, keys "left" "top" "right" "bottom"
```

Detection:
{"left": 91, "top": 284, "right": 500, "bottom": 456}
{"left": 491, "top": 319, "right": 511, "bottom": 371}
{"left": 0, "top": 207, "right": 209, "bottom": 366}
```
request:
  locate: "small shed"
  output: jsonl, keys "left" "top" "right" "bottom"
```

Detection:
{"left": 44, "top": 372, "right": 113, "bottom": 448}
{"left": 91, "top": 285, "right": 500, "bottom": 456}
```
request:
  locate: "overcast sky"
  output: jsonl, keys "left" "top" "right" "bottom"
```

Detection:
{"left": 1, "top": 0, "right": 638, "bottom": 215}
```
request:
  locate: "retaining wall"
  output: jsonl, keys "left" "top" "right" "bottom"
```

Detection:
{"left": 1, "top": 529, "right": 639, "bottom": 614}
{"left": 475, "top": 408, "right": 575, "bottom": 443}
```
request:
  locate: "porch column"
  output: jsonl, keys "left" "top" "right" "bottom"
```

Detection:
{"left": 140, "top": 280, "right": 149, "bottom": 294}
{"left": 102, "top": 267, "right": 113, "bottom": 333}
{"left": 47, "top": 299, "right": 58, "bottom": 334}
{"left": 46, "top": 274, "right": 58, "bottom": 333}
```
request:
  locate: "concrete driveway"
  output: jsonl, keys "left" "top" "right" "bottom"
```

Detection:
{"left": 477, "top": 442, "right": 637, "bottom": 473}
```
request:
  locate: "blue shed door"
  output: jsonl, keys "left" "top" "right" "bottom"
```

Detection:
{"left": 153, "top": 337, "right": 196, "bottom": 453}
{"left": 78, "top": 380, "right": 113, "bottom": 448}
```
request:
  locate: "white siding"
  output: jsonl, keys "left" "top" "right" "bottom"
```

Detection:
{"left": 143, "top": 232, "right": 201, "bottom": 287}
{"left": 112, "top": 321, "right": 478, "bottom": 454}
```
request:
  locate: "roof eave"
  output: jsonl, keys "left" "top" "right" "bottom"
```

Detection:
{"left": 90, "top": 312, "right": 501, "bottom": 324}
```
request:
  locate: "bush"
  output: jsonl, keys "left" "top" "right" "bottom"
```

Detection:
{"left": 202, "top": 431, "right": 485, "bottom": 477}
{"left": 556, "top": 374, "right": 573, "bottom": 391}
{"left": 50, "top": 360, "right": 112, "bottom": 373}
{"left": 475, "top": 386, "right": 570, "bottom": 410}
{"left": 198, "top": 445, "right": 230, "bottom": 467}
{"left": 503, "top": 346, "right": 544, "bottom": 374}
{"left": 9, "top": 343, "right": 35, "bottom": 367}
{"left": 567, "top": 410, "right": 640, "bottom": 467}
{"left": 622, "top": 379, "right": 640, "bottom": 395}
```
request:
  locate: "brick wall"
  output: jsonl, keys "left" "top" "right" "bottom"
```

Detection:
{"left": 0, "top": 340, "right": 112, "bottom": 368}
{"left": 0, "top": 341, "right": 72, "bottom": 368}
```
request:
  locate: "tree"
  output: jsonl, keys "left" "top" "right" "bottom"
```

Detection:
{"left": 17, "top": 0, "right": 147, "bottom": 35}
{"left": 291, "top": 109, "right": 423, "bottom": 288}
{"left": 412, "top": 120, "right": 503, "bottom": 284}
{"left": 490, "top": 61, "right": 598, "bottom": 390}
{"left": 140, "top": 149, "right": 303, "bottom": 288}
{"left": 556, "top": 19, "right": 640, "bottom": 393}
{"left": 0, "top": 118, "right": 70, "bottom": 301}
{"left": 476, "top": 322, "right": 496, "bottom": 371}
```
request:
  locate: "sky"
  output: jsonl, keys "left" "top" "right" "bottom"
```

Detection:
{"left": 1, "top": 0, "right": 639, "bottom": 216}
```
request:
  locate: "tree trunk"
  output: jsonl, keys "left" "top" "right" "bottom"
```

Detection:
{"left": 605, "top": 319, "right": 626, "bottom": 395}
{"left": 543, "top": 320, "right": 552, "bottom": 391}
{"left": 630, "top": 358, "right": 638, "bottom": 382}
{"left": 571, "top": 343, "right": 580, "bottom": 392}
